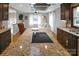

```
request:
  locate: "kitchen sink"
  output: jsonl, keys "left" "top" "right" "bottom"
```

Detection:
{"left": 68, "top": 28, "right": 79, "bottom": 34}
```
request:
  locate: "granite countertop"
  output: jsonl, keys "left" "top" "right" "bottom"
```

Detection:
{"left": 58, "top": 27, "right": 79, "bottom": 37}
{"left": 0, "top": 28, "right": 10, "bottom": 34}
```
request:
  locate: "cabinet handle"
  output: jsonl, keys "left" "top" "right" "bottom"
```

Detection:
{"left": 66, "top": 40, "right": 68, "bottom": 46}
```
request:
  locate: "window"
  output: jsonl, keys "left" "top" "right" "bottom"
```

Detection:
{"left": 73, "top": 7, "right": 79, "bottom": 27}
{"left": 33, "top": 14, "right": 38, "bottom": 25}
{"left": 29, "top": 14, "right": 33, "bottom": 25}
{"left": 29, "top": 14, "right": 41, "bottom": 28}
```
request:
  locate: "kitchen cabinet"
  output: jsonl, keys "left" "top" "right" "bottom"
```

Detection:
{"left": 57, "top": 28, "right": 78, "bottom": 55}
{"left": 71, "top": 3, "right": 79, "bottom": 7}
{"left": 0, "top": 3, "right": 9, "bottom": 21}
{"left": 64, "top": 4, "right": 71, "bottom": 20}
{"left": 67, "top": 33, "right": 77, "bottom": 55}
{"left": 61, "top": 3, "right": 65, "bottom": 20}
{"left": 57, "top": 28, "right": 67, "bottom": 48}
{"left": 0, "top": 4, "right": 3, "bottom": 21}
{"left": 61, "top": 3, "right": 72, "bottom": 20}
{"left": 3, "top": 3, "right": 9, "bottom": 20}
{"left": 0, "top": 29, "right": 11, "bottom": 54}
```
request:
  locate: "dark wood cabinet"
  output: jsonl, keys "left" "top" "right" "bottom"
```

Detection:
{"left": 0, "top": 3, "right": 9, "bottom": 21}
{"left": 61, "top": 3, "right": 72, "bottom": 20}
{"left": 61, "top": 4, "right": 65, "bottom": 20}
{"left": 64, "top": 4, "right": 71, "bottom": 20}
{"left": 57, "top": 28, "right": 78, "bottom": 55}
{"left": 57, "top": 28, "right": 67, "bottom": 48}
{"left": 71, "top": 3, "right": 79, "bottom": 8}
{"left": 3, "top": 3, "right": 9, "bottom": 20}
{"left": 0, "top": 29, "right": 11, "bottom": 54}
{"left": 67, "top": 34, "right": 78, "bottom": 55}
{"left": 0, "top": 4, "right": 3, "bottom": 21}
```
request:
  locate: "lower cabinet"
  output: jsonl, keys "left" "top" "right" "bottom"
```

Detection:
{"left": 57, "top": 28, "right": 67, "bottom": 48}
{"left": 0, "top": 29, "right": 11, "bottom": 54}
{"left": 57, "top": 28, "right": 78, "bottom": 56}
{"left": 67, "top": 34, "right": 77, "bottom": 56}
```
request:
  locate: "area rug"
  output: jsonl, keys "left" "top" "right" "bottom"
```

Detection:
{"left": 32, "top": 32, "right": 53, "bottom": 43}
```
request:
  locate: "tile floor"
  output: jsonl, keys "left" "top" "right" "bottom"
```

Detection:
{"left": 0, "top": 28, "right": 70, "bottom": 56}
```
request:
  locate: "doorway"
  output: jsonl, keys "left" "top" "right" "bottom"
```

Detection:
{"left": 29, "top": 14, "right": 41, "bottom": 28}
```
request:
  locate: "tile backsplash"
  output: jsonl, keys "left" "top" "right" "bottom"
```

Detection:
{"left": 3, "top": 21, "right": 8, "bottom": 29}
{"left": 66, "top": 20, "right": 71, "bottom": 28}
{"left": 0, "top": 21, "right": 3, "bottom": 29}
{"left": 0, "top": 21, "right": 8, "bottom": 29}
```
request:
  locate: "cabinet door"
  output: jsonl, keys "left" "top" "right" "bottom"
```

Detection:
{"left": 3, "top": 3, "right": 9, "bottom": 20}
{"left": 64, "top": 4, "right": 71, "bottom": 20}
{"left": 61, "top": 4, "right": 65, "bottom": 20}
{"left": 57, "top": 28, "right": 66, "bottom": 48}
{"left": 0, "top": 4, "right": 3, "bottom": 21}
{"left": 57, "top": 28, "right": 63, "bottom": 44}
{"left": 68, "top": 34, "right": 77, "bottom": 55}
{"left": 62, "top": 31, "right": 69, "bottom": 48}
{"left": 61, "top": 3, "right": 71, "bottom": 20}
{"left": 71, "top": 3, "right": 79, "bottom": 7}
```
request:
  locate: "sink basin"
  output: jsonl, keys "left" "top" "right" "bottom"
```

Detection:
{"left": 75, "top": 32, "right": 79, "bottom": 34}
{"left": 68, "top": 29, "right": 79, "bottom": 34}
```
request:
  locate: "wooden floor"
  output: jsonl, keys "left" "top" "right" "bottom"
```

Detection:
{"left": 0, "top": 28, "right": 70, "bottom": 56}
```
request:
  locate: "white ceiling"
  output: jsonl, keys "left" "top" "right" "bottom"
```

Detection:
{"left": 9, "top": 3, "right": 61, "bottom": 13}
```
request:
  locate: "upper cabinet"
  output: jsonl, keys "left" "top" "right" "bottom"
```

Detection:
{"left": 61, "top": 3, "right": 65, "bottom": 20}
{"left": 0, "top": 3, "right": 9, "bottom": 21}
{"left": 71, "top": 3, "right": 79, "bottom": 8}
{"left": 3, "top": 3, "right": 9, "bottom": 20}
{"left": 0, "top": 4, "right": 3, "bottom": 21}
{"left": 61, "top": 3, "right": 72, "bottom": 20}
